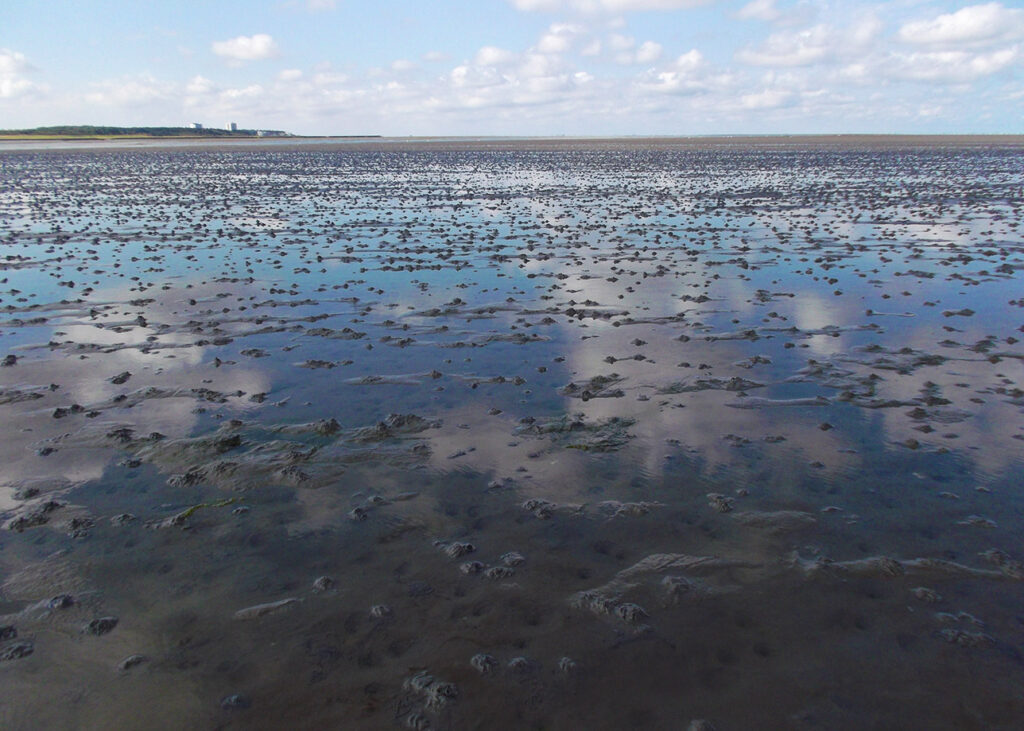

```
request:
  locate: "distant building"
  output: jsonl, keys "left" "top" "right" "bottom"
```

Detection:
{"left": 190, "top": 122, "right": 203, "bottom": 130}
{"left": 226, "top": 122, "right": 237, "bottom": 132}
{"left": 256, "top": 129, "right": 287, "bottom": 137}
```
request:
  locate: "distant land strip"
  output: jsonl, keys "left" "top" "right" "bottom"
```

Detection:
{"left": 0, "top": 126, "right": 382, "bottom": 140}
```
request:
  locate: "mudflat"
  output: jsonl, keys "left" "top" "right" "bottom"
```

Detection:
{"left": 2, "top": 133, "right": 1024, "bottom": 153}
{"left": 0, "top": 141, "right": 1022, "bottom": 729}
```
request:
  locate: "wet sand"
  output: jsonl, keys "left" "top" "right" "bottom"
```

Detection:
{"left": 3, "top": 133, "right": 1024, "bottom": 153}
{"left": 0, "top": 140, "right": 1022, "bottom": 729}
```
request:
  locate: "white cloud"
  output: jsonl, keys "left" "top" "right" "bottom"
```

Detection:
{"left": 538, "top": 33, "right": 571, "bottom": 53}
{"left": 222, "top": 84, "right": 264, "bottom": 101}
{"left": 422, "top": 51, "right": 450, "bottom": 63}
{"left": 675, "top": 49, "right": 704, "bottom": 71}
{"left": 474, "top": 46, "right": 518, "bottom": 66}
{"left": 449, "top": 64, "right": 501, "bottom": 90}
{"left": 211, "top": 34, "right": 280, "bottom": 63}
{"left": 435, "top": 40, "right": 599, "bottom": 114}
{"left": 740, "top": 87, "right": 793, "bottom": 108}
{"left": 0, "top": 48, "right": 42, "bottom": 99}
{"left": 635, "top": 40, "right": 663, "bottom": 63}
{"left": 736, "top": 0, "right": 780, "bottom": 22}
{"left": 520, "top": 51, "right": 561, "bottom": 78}
{"left": 736, "top": 0, "right": 816, "bottom": 27}
{"left": 186, "top": 75, "right": 215, "bottom": 94}
{"left": 510, "top": 0, "right": 712, "bottom": 13}
{"left": 311, "top": 68, "right": 349, "bottom": 86}
{"left": 837, "top": 62, "right": 869, "bottom": 82}
{"left": 277, "top": 68, "right": 303, "bottom": 81}
{"left": 537, "top": 24, "right": 583, "bottom": 54}
{"left": 888, "top": 47, "right": 1020, "bottom": 82}
{"left": 552, "top": 22, "right": 586, "bottom": 33}
{"left": 184, "top": 79, "right": 270, "bottom": 117}
{"left": 639, "top": 56, "right": 708, "bottom": 93}
{"left": 737, "top": 17, "right": 880, "bottom": 67}
{"left": 614, "top": 37, "right": 664, "bottom": 64}
{"left": 391, "top": 59, "right": 417, "bottom": 72}
{"left": 849, "top": 16, "right": 883, "bottom": 46}
{"left": 737, "top": 25, "right": 830, "bottom": 66}
{"left": 899, "top": 3, "right": 1024, "bottom": 47}
{"left": 84, "top": 75, "right": 174, "bottom": 107}
{"left": 609, "top": 33, "right": 636, "bottom": 51}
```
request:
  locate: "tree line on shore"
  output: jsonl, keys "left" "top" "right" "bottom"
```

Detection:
{"left": 0, "top": 126, "right": 275, "bottom": 137}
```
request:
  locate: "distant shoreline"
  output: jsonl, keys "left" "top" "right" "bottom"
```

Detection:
{"left": 1, "top": 134, "right": 1022, "bottom": 153}
{"left": 0, "top": 125, "right": 381, "bottom": 143}
{"left": 0, "top": 134, "right": 381, "bottom": 141}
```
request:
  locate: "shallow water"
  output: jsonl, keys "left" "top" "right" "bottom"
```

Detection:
{"left": 1, "top": 141, "right": 1023, "bottom": 729}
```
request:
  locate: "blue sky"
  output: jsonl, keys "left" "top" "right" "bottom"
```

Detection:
{"left": 2, "top": 1, "right": 1022, "bottom": 135}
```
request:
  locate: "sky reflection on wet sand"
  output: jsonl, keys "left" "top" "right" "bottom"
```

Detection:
{"left": 0, "top": 139, "right": 1022, "bottom": 729}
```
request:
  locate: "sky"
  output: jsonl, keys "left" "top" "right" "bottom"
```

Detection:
{"left": 2, "top": 0, "right": 1022, "bottom": 135}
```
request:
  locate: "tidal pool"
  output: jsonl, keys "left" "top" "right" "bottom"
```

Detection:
{"left": 0, "top": 138, "right": 1022, "bottom": 729}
